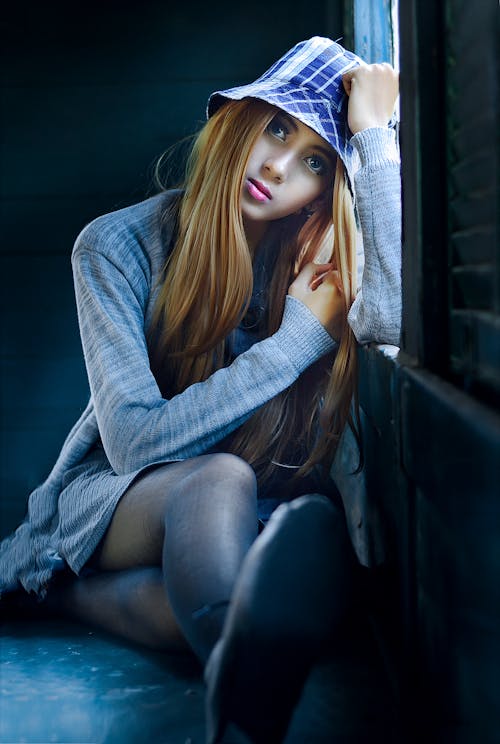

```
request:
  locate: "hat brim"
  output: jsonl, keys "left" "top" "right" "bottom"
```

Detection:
{"left": 207, "top": 79, "right": 357, "bottom": 174}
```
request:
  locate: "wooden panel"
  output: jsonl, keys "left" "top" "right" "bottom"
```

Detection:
{"left": 446, "top": 0, "right": 498, "bottom": 404}
{"left": 400, "top": 365, "right": 500, "bottom": 732}
{"left": 353, "top": 0, "right": 395, "bottom": 63}
{"left": 399, "top": 0, "right": 449, "bottom": 372}
{"left": 451, "top": 266, "right": 495, "bottom": 311}
{"left": 450, "top": 226, "right": 494, "bottom": 266}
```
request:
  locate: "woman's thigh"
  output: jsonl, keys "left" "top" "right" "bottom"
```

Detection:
{"left": 93, "top": 453, "right": 257, "bottom": 572}
{"left": 92, "top": 459, "right": 199, "bottom": 571}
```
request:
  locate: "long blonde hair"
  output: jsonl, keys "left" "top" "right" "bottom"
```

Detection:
{"left": 151, "top": 98, "right": 359, "bottom": 482}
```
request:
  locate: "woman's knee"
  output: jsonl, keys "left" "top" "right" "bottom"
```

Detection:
{"left": 163, "top": 454, "right": 258, "bottom": 545}
{"left": 178, "top": 453, "right": 257, "bottom": 503}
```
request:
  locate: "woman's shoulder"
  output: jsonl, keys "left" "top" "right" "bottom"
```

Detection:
{"left": 72, "top": 190, "right": 182, "bottom": 262}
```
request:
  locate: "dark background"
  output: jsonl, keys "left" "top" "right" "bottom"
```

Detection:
{"left": 1, "top": 0, "right": 343, "bottom": 535}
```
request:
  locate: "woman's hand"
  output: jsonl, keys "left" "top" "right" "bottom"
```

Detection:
{"left": 288, "top": 263, "right": 345, "bottom": 341}
{"left": 342, "top": 63, "right": 399, "bottom": 135}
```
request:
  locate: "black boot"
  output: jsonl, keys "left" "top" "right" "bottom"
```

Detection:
{"left": 205, "top": 493, "right": 357, "bottom": 743}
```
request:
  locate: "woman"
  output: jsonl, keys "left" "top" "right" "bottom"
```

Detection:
{"left": 0, "top": 36, "right": 400, "bottom": 742}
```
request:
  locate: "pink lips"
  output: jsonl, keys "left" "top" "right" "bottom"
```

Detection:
{"left": 246, "top": 178, "right": 272, "bottom": 202}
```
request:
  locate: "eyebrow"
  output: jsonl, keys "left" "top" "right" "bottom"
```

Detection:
{"left": 280, "top": 112, "right": 336, "bottom": 163}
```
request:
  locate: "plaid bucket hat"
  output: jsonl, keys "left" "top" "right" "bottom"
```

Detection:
{"left": 207, "top": 36, "right": 364, "bottom": 176}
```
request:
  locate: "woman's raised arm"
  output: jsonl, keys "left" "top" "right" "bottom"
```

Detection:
{"left": 342, "top": 64, "right": 402, "bottom": 345}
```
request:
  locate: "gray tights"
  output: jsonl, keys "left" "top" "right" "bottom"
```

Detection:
{"left": 57, "top": 453, "right": 259, "bottom": 663}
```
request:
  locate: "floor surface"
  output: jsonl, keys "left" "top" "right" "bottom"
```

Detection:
{"left": 1, "top": 613, "right": 401, "bottom": 743}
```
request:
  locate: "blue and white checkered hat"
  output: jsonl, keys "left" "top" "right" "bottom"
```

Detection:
{"left": 207, "top": 37, "right": 363, "bottom": 175}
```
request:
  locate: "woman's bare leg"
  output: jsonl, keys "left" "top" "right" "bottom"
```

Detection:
{"left": 56, "top": 453, "right": 258, "bottom": 661}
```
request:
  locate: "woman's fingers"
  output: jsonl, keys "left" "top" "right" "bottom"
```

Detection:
{"left": 288, "top": 264, "right": 345, "bottom": 340}
{"left": 308, "top": 264, "right": 336, "bottom": 291}
{"left": 291, "top": 262, "right": 333, "bottom": 291}
{"left": 342, "top": 68, "right": 357, "bottom": 96}
{"left": 342, "top": 63, "right": 399, "bottom": 134}
{"left": 309, "top": 266, "right": 342, "bottom": 292}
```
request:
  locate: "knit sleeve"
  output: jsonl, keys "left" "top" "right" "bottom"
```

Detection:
{"left": 347, "top": 126, "right": 402, "bottom": 345}
{"left": 72, "top": 236, "right": 335, "bottom": 475}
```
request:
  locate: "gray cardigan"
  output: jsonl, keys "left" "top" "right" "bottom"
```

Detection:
{"left": 0, "top": 127, "right": 401, "bottom": 595}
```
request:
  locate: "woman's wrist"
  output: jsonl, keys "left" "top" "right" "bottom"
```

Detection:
{"left": 273, "top": 296, "right": 337, "bottom": 372}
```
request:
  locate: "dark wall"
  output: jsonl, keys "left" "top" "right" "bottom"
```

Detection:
{"left": 1, "top": 1, "right": 342, "bottom": 535}
{"left": 365, "top": 0, "right": 500, "bottom": 739}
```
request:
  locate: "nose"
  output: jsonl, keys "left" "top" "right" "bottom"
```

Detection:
{"left": 262, "top": 152, "right": 292, "bottom": 183}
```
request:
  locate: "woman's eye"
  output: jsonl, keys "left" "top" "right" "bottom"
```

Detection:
{"left": 267, "top": 117, "right": 288, "bottom": 141}
{"left": 305, "top": 155, "right": 327, "bottom": 175}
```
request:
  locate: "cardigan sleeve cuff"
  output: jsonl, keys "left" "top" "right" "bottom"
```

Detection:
{"left": 350, "top": 127, "right": 400, "bottom": 169}
{"left": 272, "top": 295, "right": 337, "bottom": 374}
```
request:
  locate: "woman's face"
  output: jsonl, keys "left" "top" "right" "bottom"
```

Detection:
{"left": 241, "top": 110, "right": 335, "bottom": 234}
